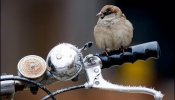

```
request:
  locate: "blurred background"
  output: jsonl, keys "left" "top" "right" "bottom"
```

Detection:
{"left": 1, "top": 0, "right": 174, "bottom": 100}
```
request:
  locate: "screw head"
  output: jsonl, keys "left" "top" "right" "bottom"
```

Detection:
{"left": 95, "top": 81, "right": 100, "bottom": 85}
{"left": 56, "top": 54, "right": 62, "bottom": 60}
{"left": 94, "top": 68, "right": 99, "bottom": 73}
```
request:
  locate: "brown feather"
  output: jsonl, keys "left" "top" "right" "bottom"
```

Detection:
{"left": 94, "top": 5, "right": 133, "bottom": 50}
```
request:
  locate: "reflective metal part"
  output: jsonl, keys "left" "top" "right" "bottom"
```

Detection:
{"left": 83, "top": 54, "right": 102, "bottom": 87}
{"left": 83, "top": 54, "right": 163, "bottom": 100}
{"left": 0, "top": 75, "right": 15, "bottom": 95}
{"left": 46, "top": 43, "right": 83, "bottom": 81}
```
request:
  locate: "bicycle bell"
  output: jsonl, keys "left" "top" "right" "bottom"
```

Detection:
{"left": 46, "top": 43, "right": 83, "bottom": 81}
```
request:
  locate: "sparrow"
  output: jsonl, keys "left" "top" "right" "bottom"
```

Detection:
{"left": 94, "top": 5, "right": 133, "bottom": 54}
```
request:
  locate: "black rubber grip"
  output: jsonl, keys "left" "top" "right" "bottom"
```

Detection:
{"left": 95, "top": 41, "right": 161, "bottom": 69}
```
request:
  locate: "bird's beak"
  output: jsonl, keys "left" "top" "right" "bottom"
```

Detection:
{"left": 96, "top": 12, "right": 104, "bottom": 18}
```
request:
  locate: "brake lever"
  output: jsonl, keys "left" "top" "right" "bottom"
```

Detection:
{"left": 83, "top": 54, "right": 163, "bottom": 100}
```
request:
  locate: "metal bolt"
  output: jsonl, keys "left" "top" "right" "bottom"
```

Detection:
{"left": 56, "top": 54, "right": 62, "bottom": 60}
{"left": 95, "top": 81, "right": 100, "bottom": 85}
{"left": 94, "top": 68, "right": 99, "bottom": 73}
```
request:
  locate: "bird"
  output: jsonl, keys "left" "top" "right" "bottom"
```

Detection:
{"left": 94, "top": 5, "right": 133, "bottom": 54}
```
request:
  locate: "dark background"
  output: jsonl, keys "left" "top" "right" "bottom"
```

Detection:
{"left": 1, "top": 0, "right": 174, "bottom": 100}
{"left": 113, "top": 0, "right": 174, "bottom": 79}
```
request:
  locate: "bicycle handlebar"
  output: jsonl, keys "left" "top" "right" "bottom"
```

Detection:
{"left": 95, "top": 41, "right": 160, "bottom": 69}
{"left": 0, "top": 41, "right": 162, "bottom": 100}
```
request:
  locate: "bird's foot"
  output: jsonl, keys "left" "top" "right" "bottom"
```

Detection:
{"left": 119, "top": 46, "right": 125, "bottom": 54}
{"left": 102, "top": 49, "right": 109, "bottom": 56}
{"left": 104, "top": 50, "right": 109, "bottom": 56}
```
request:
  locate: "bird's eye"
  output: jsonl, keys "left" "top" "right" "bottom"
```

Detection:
{"left": 103, "top": 12, "right": 107, "bottom": 15}
{"left": 108, "top": 10, "right": 112, "bottom": 14}
{"left": 104, "top": 10, "right": 112, "bottom": 16}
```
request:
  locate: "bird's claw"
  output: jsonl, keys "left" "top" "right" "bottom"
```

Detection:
{"left": 119, "top": 46, "right": 125, "bottom": 54}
